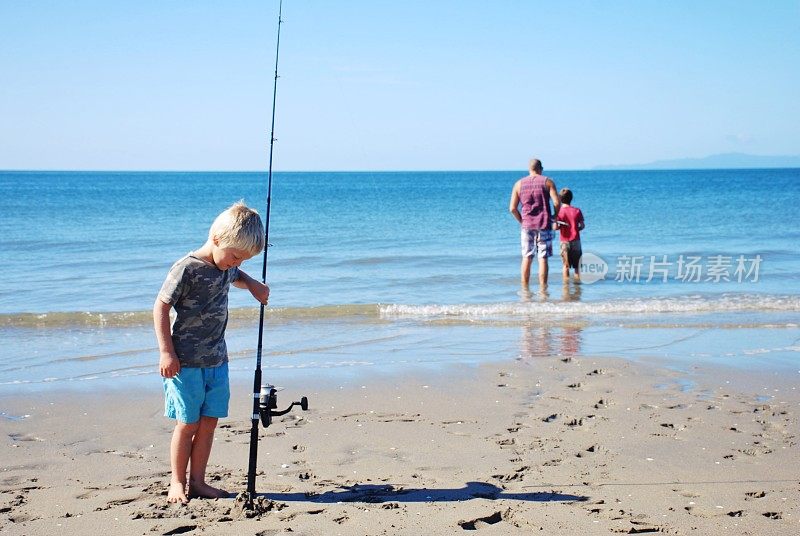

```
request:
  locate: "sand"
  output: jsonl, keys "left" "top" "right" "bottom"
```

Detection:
{"left": 1, "top": 354, "right": 798, "bottom": 535}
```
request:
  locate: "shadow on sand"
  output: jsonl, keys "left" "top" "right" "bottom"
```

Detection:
{"left": 263, "top": 481, "right": 589, "bottom": 504}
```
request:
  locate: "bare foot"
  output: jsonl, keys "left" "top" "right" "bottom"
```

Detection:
{"left": 167, "top": 480, "right": 189, "bottom": 504}
{"left": 188, "top": 480, "right": 229, "bottom": 499}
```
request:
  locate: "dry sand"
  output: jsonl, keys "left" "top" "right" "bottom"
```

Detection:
{"left": 2, "top": 354, "right": 798, "bottom": 535}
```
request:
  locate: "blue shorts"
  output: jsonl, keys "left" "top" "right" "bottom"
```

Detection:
{"left": 163, "top": 362, "right": 230, "bottom": 423}
{"left": 521, "top": 228, "right": 553, "bottom": 259}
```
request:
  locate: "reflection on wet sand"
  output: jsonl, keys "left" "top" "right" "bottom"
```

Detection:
{"left": 561, "top": 282, "right": 582, "bottom": 302}
{"left": 520, "top": 322, "right": 553, "bottom": 358}
{"left": 519, "top": 283, "right": 584, "bottom": 359}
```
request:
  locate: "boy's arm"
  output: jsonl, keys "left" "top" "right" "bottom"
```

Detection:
{"left": 509, "top": 181, "right": 522, "bottom": 224}
{"left": 153, "top": 298, "right": 180, "bottom": 378}
{"left": 577, "top": 209, "right": 585, "bottom": 231}
{"left": 233, "top": 270, "right": 270, "bottom": 304}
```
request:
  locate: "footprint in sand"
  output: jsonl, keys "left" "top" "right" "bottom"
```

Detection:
{"left": 458, "top": 510, "right": 504, "bottom": 530}
{"left": 95, "top": 497, "right": 140, "bottom": 511}
{"left": 575, "top": 445, "right": 600, "bottom": 458}
{"left": 684, "top": 505, "right": 716, "bottom": 518}
{"left": 76, "top": 487, "right": 101, "bottom": 499}
{"left": 492, "top": 466, "right": 530, "bottom": 482}
{"left": 280, "top": 508, "right": 324, "bottom": 522}
{"left": 612, "top": 523, "right": 667, "bottom": 533}
{"left": 745, "top": 490, "right": 766, "bottom": 499}
{"left": 738, "top": 446, "right": 774, "bottom": 457}
{"left": 217, "top": 424, "right": 250, "bottom": 435}
{"left": 162, "top": 525, "right": 198, "bottom": 535}
{"left": 1, "top": 493, "right": 27, "bottom": 513}
{"left": 7, "top": 513, "right": 39, "bottom": 523}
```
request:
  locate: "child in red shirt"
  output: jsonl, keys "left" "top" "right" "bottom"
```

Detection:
{"left": 556, "top": 188, "right": 585, "bottom": 282}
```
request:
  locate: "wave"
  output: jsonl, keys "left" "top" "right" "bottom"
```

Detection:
{"left": 0, "top": 304, "right": 382, "bottom": 328}
{"left": 380, "top": 294, "right": 800, "bottom": 319}
{"left": 2, "top": 294, "right": 798, "bottom": 328}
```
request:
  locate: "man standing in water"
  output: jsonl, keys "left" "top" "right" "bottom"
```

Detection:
{"left": 509, "top": 158, "right": 561, "bottom": 287}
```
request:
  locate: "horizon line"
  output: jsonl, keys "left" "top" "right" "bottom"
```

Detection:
{"left": 2, "top": 166, "right": 800, "bottom": 174}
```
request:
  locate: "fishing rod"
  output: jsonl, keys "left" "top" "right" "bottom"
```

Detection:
{"left": 244, "top": 0, "right": 308, "bottom": 508}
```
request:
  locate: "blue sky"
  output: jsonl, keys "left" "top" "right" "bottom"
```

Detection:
{"left": 1, "top": 1, "right": 798, "bottom": 171}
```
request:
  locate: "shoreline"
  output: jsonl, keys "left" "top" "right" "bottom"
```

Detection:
{"left": 3, "top": 313, "right": 799, "bottom": 395}
{"left": 2, "top": 354, "right": 798, "bottom": 535}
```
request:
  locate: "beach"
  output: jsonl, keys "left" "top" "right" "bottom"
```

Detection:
{"left": 3, "top": 0, "right": 800, "bottom": 531}
{"left": 3, "top": 352, "right": 798, "bottom": 535}
{"left": 4, "top": 0, "right": 800, "bottom": 528}
{"left": 1, "top": 169, "right": 798, "bottom": 534}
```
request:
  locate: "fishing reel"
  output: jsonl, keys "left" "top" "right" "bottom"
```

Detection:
{"left": 242, "top": 382, "right": 309, "bottom": 508}
{"left": 258, "top": 384, "right": 309, "bottom": 428}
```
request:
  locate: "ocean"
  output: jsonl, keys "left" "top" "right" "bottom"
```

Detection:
{"left": 1, "top": 169, "right": 798, "bottom": 392}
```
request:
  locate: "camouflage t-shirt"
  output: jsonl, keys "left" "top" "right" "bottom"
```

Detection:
{"left": 158, "top": 254, "right": 240, "bottom": 368}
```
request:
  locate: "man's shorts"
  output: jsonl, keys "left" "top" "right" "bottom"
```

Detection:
{"left": 521, "top": 228, "right": 553, "bottom": 259}
{"left": 560, "top": 239, "right": 582, "bottom": 270}
{"left": 163, "top": 362, "right": 230, "bottom": 423}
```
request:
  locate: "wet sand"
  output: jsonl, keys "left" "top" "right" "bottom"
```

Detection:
{"left": 1, "top": 354, "right": 798, "bottom": 535}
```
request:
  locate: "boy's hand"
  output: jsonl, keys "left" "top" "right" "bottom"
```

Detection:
{"left": 248, "top": 280, "right": 270, "bottom": 305}
{"left": 160, "top": 352, "right": 180, "bottom": 378}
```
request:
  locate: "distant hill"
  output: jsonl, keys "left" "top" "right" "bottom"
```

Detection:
{"left": 595, "top": 152, "right": 800, "bottom": 170}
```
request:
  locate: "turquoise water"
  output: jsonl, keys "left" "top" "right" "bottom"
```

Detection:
{"left": 0, "top": 169, "right": 798, "bottom": 390}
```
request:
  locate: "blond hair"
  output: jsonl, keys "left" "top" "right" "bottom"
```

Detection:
{"left": 209, "top": 201, "right": 265, "bottom": 256}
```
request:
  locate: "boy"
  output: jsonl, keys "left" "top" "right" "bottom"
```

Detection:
{"left": 154, "top": 201, "right": 269, "bottom": 504}
{"left": 556, "top": 188, "right": 585, "bottom": 282}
